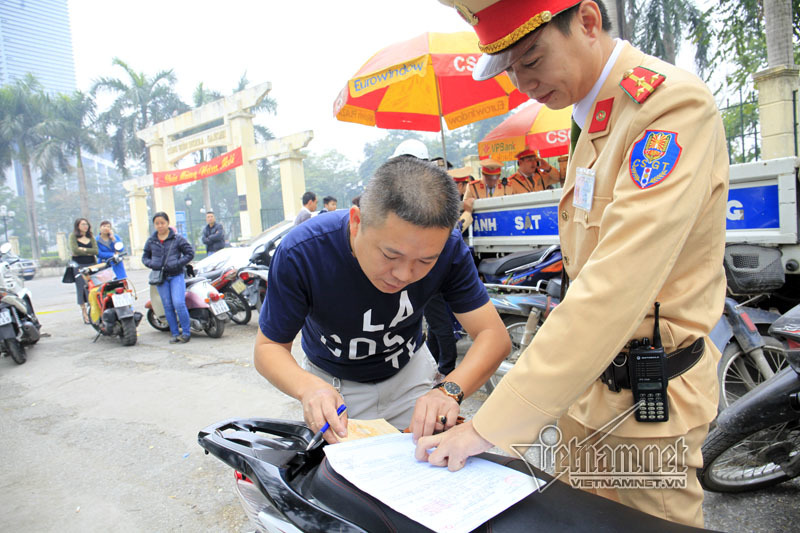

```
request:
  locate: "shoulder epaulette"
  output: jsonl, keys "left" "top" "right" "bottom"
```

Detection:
{"left": 620, "top": 66, "right": 666, "bottom": 104}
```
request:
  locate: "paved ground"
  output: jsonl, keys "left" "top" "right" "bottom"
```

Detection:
{"left": 0, "top": 269, "right": 797, "bottom": 532}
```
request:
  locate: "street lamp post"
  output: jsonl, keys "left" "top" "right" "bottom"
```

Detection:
{"left": 184, "top": 196, "right": 193, "bottom": 246}
{"left": 0, "top": 205, "right": 15, "bottom": 241}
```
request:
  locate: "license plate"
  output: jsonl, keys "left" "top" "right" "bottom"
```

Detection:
{"left": 231, "top": 279, "right": 246, "bottom": 294}
{"left": 0, "top": 309, "right": 11, "bottom": 325}
{"left": 210, "top": 300, "right": 229, "bottom": 315}
{"left": 112, "top": 292, "right": 134, "bottom": 307}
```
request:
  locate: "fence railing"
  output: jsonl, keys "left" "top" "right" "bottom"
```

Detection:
{"left": 720, "top": 90, "right": 760, "bottom": 164}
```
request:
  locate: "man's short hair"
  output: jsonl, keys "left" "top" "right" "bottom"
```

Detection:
{"left": 551, "top": 0, "right": 611, "bottom": 35}
{"left": 99, "top": 220, "right": 111, "bottom": 226}
{"left": 360, "top": 157, "right": 460, "bottom": 230}
{"left": 323, "top": 196, "right": 337, "bottom": 205}
{"left": 302, "top": 191, "right": 316, "bottom": 205}
{"left": 205, "top": 210, "right": 214, "bottom": 215}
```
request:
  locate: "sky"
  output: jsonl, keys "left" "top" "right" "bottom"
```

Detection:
{"left": 67, "top": 0, "right": 472, "bottom": 166}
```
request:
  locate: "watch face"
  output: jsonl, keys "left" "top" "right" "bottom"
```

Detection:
{"left": 443, "top": 382, "right": 461, "bottom": 395}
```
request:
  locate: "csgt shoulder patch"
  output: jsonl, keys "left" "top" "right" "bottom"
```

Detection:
{"left": 629, "top": 130, "right": 682, "bottom": 189}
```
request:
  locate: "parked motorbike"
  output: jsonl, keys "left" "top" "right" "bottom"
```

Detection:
{"left": 473, "top": 246, "right": 563, "bottom": 393}
{"left": 0, "top": 242, "right": 40, "bottom": 364}
{"left": 699, "top": 302, "right": 800, "bottom": 493}
{"left": 237, "top": 241, "right": 273, "bottom": 313}
{"left": 145, "top": 265, "right": 230, "bottom": 338}
{"left": 198, "top": 417, "right": 708, "bottom": 533}
{"left": 79, "top": 243, "right": 142, "bottom": 346}
{"left": 199, "top": 267, "right": 252, "bottom": 325}
{"left": 482, "top": 278, "right": 560, "bottom": 393}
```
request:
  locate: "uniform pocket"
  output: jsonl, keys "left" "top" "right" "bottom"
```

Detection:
{"left": 575, "top": 196, "right": 612, "bottom": 230}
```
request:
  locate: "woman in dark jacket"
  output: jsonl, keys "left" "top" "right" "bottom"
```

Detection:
{"left": 142, "top": 212, "right": 195, "bottom": 343}
{"left": 69, "top": 218, "right": 99, "bottom": 324}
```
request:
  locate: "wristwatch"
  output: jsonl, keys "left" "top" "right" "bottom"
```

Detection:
{"left": 435, "top": 381, "right": 464, "bottom": 404}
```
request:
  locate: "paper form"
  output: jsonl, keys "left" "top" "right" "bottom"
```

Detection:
{"left": 324, "top": 433, "right": 542, "bottom": 533}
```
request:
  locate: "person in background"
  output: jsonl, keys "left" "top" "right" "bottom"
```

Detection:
{"left": 69, "top": 218, "right": 98, "bottom": 324}
{"left": 96, "top": 220, "right": 127, "bottom": 280}
{"left": 142, "top": 212, "right": 195, "bottom": 344}
{"left": 351, "top": 195, "right": 361, "bottom": 208}
{"left": 294, "top": 191, "right": 318, "bottom": 226}
{"left": 462, "top": 159, "right": 512, "bottom": 201}
{"left": 448, "top": 166, "right": 474, "bottom": 231}
{"left": 508, "top": 147, "right": 563, "bottom": 194}
{"left": 201, "top": 211, "right": 225, "bottom": 255}
{"left": 322, "top": 196, "right": 338, "bottom": 212}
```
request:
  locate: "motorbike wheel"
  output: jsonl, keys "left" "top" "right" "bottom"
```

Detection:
{"left": 5, "top": 338, "right": 26, "bottom": 364}
{"left": 699, "top": 419, "right": 800, "bottom": 493}
{"left": 225, "top": 290, "right": 252, "bottom": 325}
{"left": 718, "top": 336, "right": 788, "bottom": 410}
{"left": 484, "top": 316, "right": 531, "bottom": 394}
{"left": 204, "top": 315, "right": 226, "bottom": 338}
{"left": 120, "top": 317, "right": 137, "bottom": 346}
{"left": 146, "top": 309, "right": 171, "bottom": 332}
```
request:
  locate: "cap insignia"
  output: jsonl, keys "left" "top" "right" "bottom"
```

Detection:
{"left": 454, "top": 2, "right": 479, "bottom": 26}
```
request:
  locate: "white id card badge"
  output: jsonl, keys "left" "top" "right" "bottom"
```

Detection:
{"left": 573, "top": 167, "right": 596, "bottom": 211}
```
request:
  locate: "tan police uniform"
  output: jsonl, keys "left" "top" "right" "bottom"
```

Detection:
{"left": 471, "top": 41, "right": 728, "bottom": 527}
{"left": 462, "top": 159, "right": 511, "bottom": 202}
{"left": 508, "top": 148, "right": 562, "bottom": 194}
{"left": 449, "top": 166, "right": 475, "bottom": 231}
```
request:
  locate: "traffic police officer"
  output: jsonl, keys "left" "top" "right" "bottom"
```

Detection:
{"left": 508, "top": 147, "right": 561, "bottom": 193}
{"left": 418, "top": 1, "right": 728, "bottom": 528}
{"left": 462, "top": 159, "right": 511, "bottom": 202}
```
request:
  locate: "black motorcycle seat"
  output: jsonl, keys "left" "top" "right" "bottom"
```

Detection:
{"left": 478, "top": 248, "right": 551, "bottom": 277}
{"left": 310, "top": 453, "right": 711, "bottom": 533}
{"left": 185, "top": 277, "right": 207, "bottom": 287}
{"left": 198, "top": 268, "right": 223, "bottom": 280}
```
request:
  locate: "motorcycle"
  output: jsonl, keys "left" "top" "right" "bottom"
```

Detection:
{"left": 482, "top": 278, "right": 560, "bottom": 394}
{"left": 78, "top": 242, "right": 142, "bottom": 346}
{"left": 199, "top": 267, "right": 252, "bottom": 325}
{"left": 699, "top": 302, "right": 800, "bottom": 493}
{"left": 145, "top": 265, "right": 230, "bottom": 338}
{"left": 198, "top": 417, "right": 708, "bottom": 533}
{"left": 0, "top": 242, "right": 40, "bottom": 364}
{"left": 237, "top": 241, "right": 274, "bottom": 313}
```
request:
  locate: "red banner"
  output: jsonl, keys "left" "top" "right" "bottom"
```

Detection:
{"left": 153, "top": 147, "right": 243, "bottom": 188}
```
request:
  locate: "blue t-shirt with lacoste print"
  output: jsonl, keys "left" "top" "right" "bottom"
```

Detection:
{"left": 259, "top": 210, "right": 488, "bottom": 383}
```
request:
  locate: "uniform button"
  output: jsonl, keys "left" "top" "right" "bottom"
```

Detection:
{"left": 561, "top": 210, "right": 569, "bottom": 221}
{"left": 584, "top": 212, "right": 589, "bottom": 222}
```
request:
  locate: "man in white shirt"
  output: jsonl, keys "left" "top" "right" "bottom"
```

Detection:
{"left": 293, "top": 191, "right": 318, "bottom": 226}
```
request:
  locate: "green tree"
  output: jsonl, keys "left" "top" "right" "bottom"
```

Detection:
{"left": 693, "top": 0, "right": 800, "bottom": 90}
{"left": 0, "top": 74, "right": 49, "bottom": 258}
{"left": 34, "top": 90, "right": 99, "bottom": 218}
{"left": 92, "top": 58, "right": 188, "bottom": 175}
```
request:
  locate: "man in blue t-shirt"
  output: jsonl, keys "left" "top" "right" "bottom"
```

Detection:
{"left": 255, "top": 157, "right": 510, "bottom": 445}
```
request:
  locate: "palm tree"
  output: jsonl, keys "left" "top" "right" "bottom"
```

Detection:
{"left": 34, "top": 90, "right": 99, "bottom": 218}
{"left": 0, "top": 74, "right": 49, "bottom": 258}
{"left": 764, "top": 0, "right": 795, "bottom": 68}
{"left": 92, "top": 58, "right": 188, "bottom": 175}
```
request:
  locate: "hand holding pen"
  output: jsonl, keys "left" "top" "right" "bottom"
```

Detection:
{"left": 306, "top": 404, "right": 347, "bottom": 451}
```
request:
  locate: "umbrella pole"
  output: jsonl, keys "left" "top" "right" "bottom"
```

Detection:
{"left": 434, "top": 73, "right": 448, "bottom": 165}
{"left": 439, "top": 118, "right": 448, "bottom": 165}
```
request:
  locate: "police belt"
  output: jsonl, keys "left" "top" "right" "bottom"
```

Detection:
{"left": 601, "top": 338, "right": 705, "bottom": 393}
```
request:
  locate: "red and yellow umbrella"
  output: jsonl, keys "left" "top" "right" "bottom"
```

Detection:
{"left": 478, "top": 102, "right": 572, "bottom": 162}
{"left": 333, "top": 32, "right": 529, "bottom": 133}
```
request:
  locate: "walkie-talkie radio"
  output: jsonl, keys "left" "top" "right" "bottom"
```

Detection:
{"left": 628, "top": 302, "right": 669, "bottom": 422}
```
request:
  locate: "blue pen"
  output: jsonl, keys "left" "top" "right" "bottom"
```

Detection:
{"left": 305, "top": 404, "right": 347, "bottom": 451}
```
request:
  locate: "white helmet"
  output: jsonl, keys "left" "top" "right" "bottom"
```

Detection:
{"left": 390, "top": 139, "right": 429, "bottom": 160}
